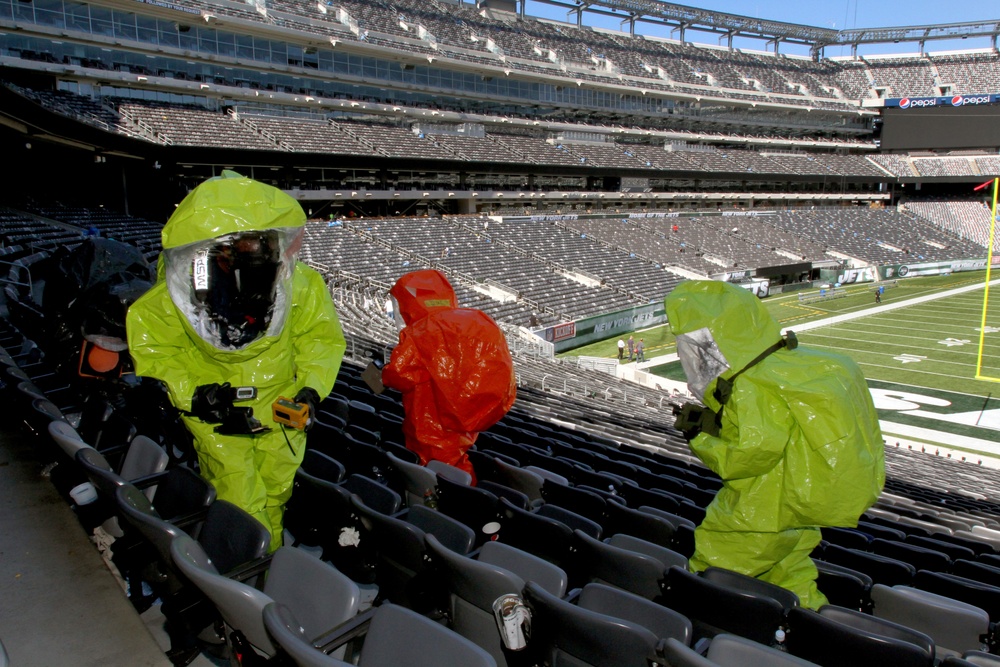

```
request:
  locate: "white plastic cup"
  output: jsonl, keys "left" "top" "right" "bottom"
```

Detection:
{"left": 69, "top": 482, "right": 98, "bottom": 506}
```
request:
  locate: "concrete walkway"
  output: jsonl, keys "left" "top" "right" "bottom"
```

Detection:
{"left": 0, "top": 425, "right": 173, "bottom": 667}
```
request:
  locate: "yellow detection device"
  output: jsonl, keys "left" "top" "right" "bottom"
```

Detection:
{"left": 272, "top": 397, "right": 310, "bottom": 430}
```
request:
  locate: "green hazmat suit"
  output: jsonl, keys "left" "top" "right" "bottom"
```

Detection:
{"left": 664, "top": 280, "right": 884, "bottom": 609}
{"left": 127, "top": 172, "right": 346, "bottom": 551}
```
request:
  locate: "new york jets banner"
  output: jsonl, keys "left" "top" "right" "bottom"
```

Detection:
{"left": 537, "top": 302, "right": 667, "bottom": 352}
{"left": 879, "top": 259, "right": 987, "bottom": 279}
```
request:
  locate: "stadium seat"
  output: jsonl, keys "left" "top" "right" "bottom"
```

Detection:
{"left": 426, "top": 533, "right": 567, "bottom": 666}
{"left": 301, "top": 448, "right": 347, "bottom": 484}
{"left": 817, "top": 543, "right": 916, "bottom": 587}
{"left": 914, "top": 570, "right": 1000, "bottom": 623}
{"left": 477, "top": 480, "right": 530, "bottom": 510}
{"left": 264, "top": 601, "right": 498, "bottom": 667}
{"left": 815, "top": 559, "right": 874, "bottom": 612}
{"left": 434, "top": 473, "right": 502, "bottom": 545}
{"left": 871, "top": 537, "right": 951, "bottom": 573}
{"left": 496, "top": 497, "right": 574, "bottom": 569}
{"left": 870, "top": 583, "right": 990, "bottom": 659}
{"left": 426, "top": 459, "right": 473, "bottom": 485}
{"left": 535, "top": 502, "right": 603, "bottom": 539}
{"left": 570, "top": 528, "right": 672, "bottom": 599}
{"left": 351, "top": 495, "right": 474, "bottom": 609}
{"left": 170, "top": 534, "right": 361, "bottom": 660}
{"left": 661, "top": 633, "right": 822, "bottom": 667}
{"left": 785, "top": 604, "right": 935, "bottom": 667}
{"left": 385, "top": 450, "right": 437, "bottom": 508}
{"left": 521, "top": 580, "right": 662, "bottom": 667}
{"left": 661, "top": 565, "right": 788, "bottom": 646}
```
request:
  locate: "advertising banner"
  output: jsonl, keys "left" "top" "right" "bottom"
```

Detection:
{"left": 884, "top": 94, "right": 1000, "bottom": 109}
{"left": 537, "top": 302, "right": 667, "bottom": 352}
{"left": 879, "top": 259, "right": 987, "bottom": 279}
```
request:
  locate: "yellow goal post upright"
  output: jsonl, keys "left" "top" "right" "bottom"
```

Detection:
{"left": 976, "top": 177, "right": 1000, "bottom": 382}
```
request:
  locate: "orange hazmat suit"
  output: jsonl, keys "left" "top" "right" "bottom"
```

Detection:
{"left": 382, "top": 270, "right": 516, "bottom": 479}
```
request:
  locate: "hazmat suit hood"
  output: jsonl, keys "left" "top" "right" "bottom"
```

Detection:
{"left": 389, "top": 269, "right": 457, "bottom": 326}
{"left": 160, "top": 171, "right": 305, "bottom": 356}
{"left": 665, "top": 280, "right": 781, "bottom": 410}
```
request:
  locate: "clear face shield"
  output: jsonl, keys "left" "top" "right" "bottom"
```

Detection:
{"left": 675, "top": 327, "right": 730, "bottom": 402}
{"left": 391, "top": 295, "right": 406, "bottom": 332}
{"left": 165, "top": 228, "right": 300, "bottom": 350}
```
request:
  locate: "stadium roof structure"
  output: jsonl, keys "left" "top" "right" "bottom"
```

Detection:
{"left": 533, "top": 0, "right": 1000, "bottom": 56}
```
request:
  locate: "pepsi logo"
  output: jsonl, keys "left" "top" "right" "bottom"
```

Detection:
{"left": 952, "top": 95, "right": 964, "bottom": 106}
{"left": 897, "top": 97, "right": 937, "bottom": 108}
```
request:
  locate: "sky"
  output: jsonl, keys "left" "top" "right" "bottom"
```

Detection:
{"left": 522, "top": 0, "right": 1000, "bottom": 57}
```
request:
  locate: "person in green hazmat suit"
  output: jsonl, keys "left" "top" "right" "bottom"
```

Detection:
{"left": 127, "top": 172, "right": 346, "bottom": 551}
{"left": 664, "top": 280, "right": 884, "bottom": 609}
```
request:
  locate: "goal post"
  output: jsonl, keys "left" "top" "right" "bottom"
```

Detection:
{"left": 976, "top": 177, "right": 1000, "bottom": 382}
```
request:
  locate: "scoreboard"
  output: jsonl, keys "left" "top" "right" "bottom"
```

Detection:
{"left": 877, "top": 95, "right": 1000, "bottom": 151}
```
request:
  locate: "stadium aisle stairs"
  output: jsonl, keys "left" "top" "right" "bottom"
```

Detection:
{"left": 0, "top": 423, "right": 183, "bottom": 666}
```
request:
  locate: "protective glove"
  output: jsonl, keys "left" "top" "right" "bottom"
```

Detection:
{"left": 293, "top": 387, "right": 321, "bottom": 432}
{"left": 672, "top": 403, "right": 721, "bottom": 440}
{"left": 191, "top": 382, "right": 235, "bottom": 423}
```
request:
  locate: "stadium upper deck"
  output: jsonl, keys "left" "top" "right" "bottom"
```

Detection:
{"left": 3, "top": 0, "right": 1000, "bottom": 219}
{"left": 2, "top": 0, "right": 999, "bottom": 133}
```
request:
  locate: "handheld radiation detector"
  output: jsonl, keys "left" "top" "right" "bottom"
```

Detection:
{"left": 272, "top": 397, "right": 310, "bottom": 430}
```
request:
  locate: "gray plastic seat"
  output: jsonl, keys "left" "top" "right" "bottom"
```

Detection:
{"left": 785, "top": 604, "right": 935, "bottom": 667}
{"left": 117, "top": 435, "right": 169, "bottom": 489}
{"left": 32, "top": 397, "right": 67, "bottom": 424}
{"left": 536, "top": 503, "right": 603, "bottom": 539}
{"left": 170, "top": 535, "right": 361, "bottom": 658}
{"left": 701, "top": 566, "right": 800, "bottom": 612}
{"left": 960, "top": 650, "right": 1000, "bottom": 666}
{"left": 492, "top": 457, "right": 545, "bottom": 502}
{"left": 522, "top": 580, "right": 660, "bottom": 667}
{"left": 352, "top": 496, "right": 474, "bottom": 608}
{"left": 871, "top": 583, "right": 990, "bottom": 659}
{"left": 386, "top": 450, "right": 437, "bottom": 507}
{"left": 264, "top": 601, "right": 498, "bottom": 667}
{"left": 523, "top": 465, "right": 569, "bottom": 486}
{"left": 706, "top": 633, "right": 821, "bottom": 666}
{"left": 815, "top": 559, "right": 873, "bottom": 611}
{"left": 662, "top": 565, "right": 787, "bottom": 645}
{"left": 639, "top": 505, "right": 698, "bottom": 531}
{"left": 48, "top": 420, "right": 92, "bottom": 459}
{"left": 116, "top": 484, "right": 268, "bottom": 577}
{"left": 577, "top": 582, "right": 692, "bottom": 647}
{"left": 606, "top": 533, "right": 688, "bottom": 570}
{"left": 659, "top": 638, "right": 719, "bottom": 667}
{"left": 572, "top": 529, "right": 668, "bottom": 599}
{"left": 426, "top": 533, "right": 567, "bottom": 666}
{"left": 426, "top": 459, "right": 473, "bottom": 485}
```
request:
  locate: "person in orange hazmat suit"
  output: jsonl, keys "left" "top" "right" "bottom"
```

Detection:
{"left": 381, "top": 269, "right": 516, "bottom": 480}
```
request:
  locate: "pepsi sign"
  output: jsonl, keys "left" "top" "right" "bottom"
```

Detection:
{"left": 888, "top": 93, "right": 1000, "bottom": 109}
{"left": 898, "top": 97, "right": 936, "bottom": 109}
{"left": 951, "top": 95, "right": 991, "bottom": 106}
